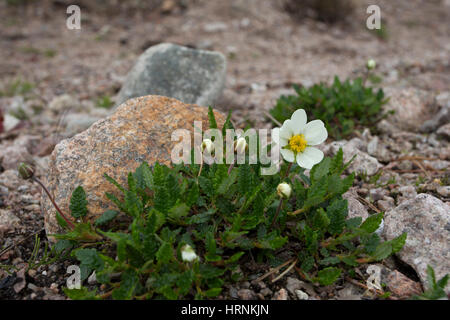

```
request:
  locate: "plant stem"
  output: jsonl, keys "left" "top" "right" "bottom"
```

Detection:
{"left": 33, "top": 177, "right": 75, "bottom": 229}
{"left": 282, "top": 162, "right": 293, "bottom": 180}
{"left": 227, "top": 160, "right": 235, "bottom": 175}
{"left": 197, "top": 151, "right": 204, "bottom": 178}
{"left": 270, "top": 198, "right": 284, "bottom": 229}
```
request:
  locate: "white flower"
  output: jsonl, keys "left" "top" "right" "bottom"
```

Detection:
{"left": 277, "top": 109, "right": 328, "bottom": 170}
{"left": 201, "top": 138, "right": 214, "bottom": 154}
{"left": 235, "top": 137, "right": 247, "bottom": 154}
{"left": 181, "top": 244, "right": 198, "bottom": 262}
{"left": 277, "top": 182, "right": 292, "bottom": 199}
{"left": 367, "top": 59, "right": 376, "bottom": 70}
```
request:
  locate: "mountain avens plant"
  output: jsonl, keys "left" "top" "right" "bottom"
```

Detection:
{"left": 32, "top": 108, "right": 405, "bottom": 300}
{"left": 269, "top": 63, "right": 390, "bottom": 140}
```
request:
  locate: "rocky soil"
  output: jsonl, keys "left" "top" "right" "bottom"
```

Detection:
{"left": 0, "top": 0, "right": 449, "bottom": 300}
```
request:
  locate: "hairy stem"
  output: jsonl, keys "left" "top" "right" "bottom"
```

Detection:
{"left": 33, "top": 177, "right": 75, "bottom": 229}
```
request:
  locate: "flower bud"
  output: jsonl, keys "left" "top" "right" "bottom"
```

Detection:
{"left": 201, "top": 138, "right": 214, "bottom": 154}
{"left": 18, "top": 162, "right": 34, "bottom": 180}
{"left": 181, "top": 244, "right": 198, "bottom": 262}
{"left": 277, "top": 182, "right": 292, "bottom": 199}
{"left": 235, "top": 137, "right": 247, "bottom": 154}
{"left": 367, "top": 59, "right": 376, "bottom": 70}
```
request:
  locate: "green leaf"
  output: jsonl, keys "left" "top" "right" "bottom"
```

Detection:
{"left": 204, "top": 288, "right": 222, "bottom": 297}
{"left": 316, "top": 267, "right": 342, "bottom": 286}
{"left": 360, "top": 212, "right": 384, "bottom": 233}
{"left": 199, "top": 264, "right": 226, "bottom": 279}
{"left": 304, "top": 176, "right": 328, "bottom": 208}
{"left": 112, "top": 269, "right": 140, "bottom": 300}
{"left": 320, "top": 256, "right": 340, "bottom": 266}
{"left": 327, "top": 198, "right": 348, "bottom": 235}
{"left": 168, "top": 203, "right": 190, "bottom": 221}
{"left": 391, "top": 232, "right": 407, "bottom": 253}
{"left": 346, "top": 217, "right": 362, "bottom": 230}
{"left": 176, "top": 270, "right": 195, "bottom": 295}
{"left": 371, "top": 241, "right": 392, "bottom": 261}
{"left": 208, "top": 106, "right": 218, "bottom": 129}
{"left": 55, "top": 211, "right": 68, "bottom": 229}
{"left": 156, "top": 242, "right": 173, "bottom": 264}
{"left": 94, "top": 210, "right": 119, "bottom": 226}
{"left": 63, "top": 287, "right": 98, "bottom": 300}
{"left": 310, "top": 157, "right": 331, "bottom": 182}
{"left": 69, "top": 186, "right": 88, "bottom": 219}
{"left": 74, "top": 248, "right": 104, "bottom": 281}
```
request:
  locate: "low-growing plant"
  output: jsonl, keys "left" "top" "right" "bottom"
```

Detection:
{"left": 96, "top": 95, "right": 114, "bottom": 109}
{"left": 38, "top": 110, "right": 406, "bottom": 300}
{"left": 269, "top": 74, "right": 389, "bottom": 140}
{"left": 0, "top": 78, "right": 34, "bottom": 97}
{"left": 412, "top": 265, "right": 449, "bottom": 300}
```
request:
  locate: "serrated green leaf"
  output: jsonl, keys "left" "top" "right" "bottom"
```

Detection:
{"left": 360, "top": 212, "right": 384, "bottom": 233}
{"left": 94, "top": 210, "right": 119, "bottom": 226}
{"left": 156, "top": 242, "right": 173, "bottom": 264}
{"left": 316, "top": 267, "right": 341, "bottom": 286}
{"left": 69, "top": 186, "right": 88, "bottom": 219}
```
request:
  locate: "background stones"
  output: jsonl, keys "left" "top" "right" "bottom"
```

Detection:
{"left": 116, "top": 43, "right": 227, "bottom": 107}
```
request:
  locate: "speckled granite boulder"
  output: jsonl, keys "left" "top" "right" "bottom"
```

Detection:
{"left": 383, "top": 193, "right": 450, "bottom": 293}
{"left": 42, "top": 95, "right": 225, "bottom": 237}
{"left": 116, "top": 43, "right": 227, "bottom": 107}
{"left": 383, "top": 88, "right": 435, "bottom": 131}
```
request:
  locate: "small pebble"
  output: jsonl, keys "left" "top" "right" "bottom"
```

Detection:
{"left": 295, "top": 289, "right": 309, "bottom": 300}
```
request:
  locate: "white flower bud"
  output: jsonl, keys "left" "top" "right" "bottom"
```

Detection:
{"left": 367, "top": 59, "right": 376, "bottom": 70}
{"left": 201, "top": 138, "right": 214, "bottom": 154}
{"left": 235, "top": 137, "right": 247, "bottom": 154}
{"left": 277, "top": 182, "right": 292, "bottom": 199}
{"left": 181, "top": 244, "right": 198, "bottom": 262}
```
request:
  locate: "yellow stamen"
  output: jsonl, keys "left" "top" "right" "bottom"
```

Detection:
{"left": 288, "top": 134, "right": 307, "bottom": 153}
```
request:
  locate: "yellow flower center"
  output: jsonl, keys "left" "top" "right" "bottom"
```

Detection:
{"left": 288, "top": 134, "right": 307, "bottom": 153}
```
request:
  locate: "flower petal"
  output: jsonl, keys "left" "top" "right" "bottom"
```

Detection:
{"left": 280, "top": 120, "right": 294, "bottom": 139}
{"left": 280, "top": 148, "right": 295, "bottom": 162}
{"left": 290, "top": 109, "right": 307, "bottom": 134}
{"left": 296, "top": 147, "right": 324, "bottom": 169}
{"left": 303, "top": 120, "right": 328, "bottom": 145}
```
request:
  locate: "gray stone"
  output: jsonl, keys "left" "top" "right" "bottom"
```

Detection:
{"left": 62, "top": 113, "right": 104, "bottom": 137}
{"left": 383, "top": 194, "right": 450, "bottom": 293}
{"left": 420, "top": 92, "right": 450, "bottom": 133}
{"left": 398, "top": 185, "right": 417, "bottom": 199}
{"left": 0, "top": 144, "right": 33, "bottom": 170}
{"left": 383, "top": 88, "right": 435, "bottom": 131}
{"left": 48, "top": 94, "right": 81, "bottom": 113}
{"left": 342, "top": 190, "right": 369, "bottom": 221}
{"left": 3, "top": 114, "right": 20, "bottom": 131}
{"left": 437, "top": 123, "right": 450, "bottom": 141}
{"left": 285, "top": 277, "right": 303, "bottom": 295}
{"left": 436, "top": 186, "right": 450, "bottom": 198}
{"left": 295, "top": 289, "right": 309, "bottom": 300}
{"left": 323, "top": 141, "right": 382, "bottom": 176}
{"left": 0, "top": 209, "right": 20, "bottom": 231}
{"left": 117, "top": 43, "right": 226, "bottom": 107}
{"left": 237, "top": 288, "right": 256, "bottom": 300}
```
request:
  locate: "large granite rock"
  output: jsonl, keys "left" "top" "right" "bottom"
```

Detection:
{"left": 383, "top": 88, "right": 435, "bottom": 131}
{"left": 116, "top": 43, "right": 227, "bottom": 107}
{"left": 42, "top": 95, "right": 226, "bottom": 237}
{"left": 383, "top": 193, "right": 450, "bottom": 293}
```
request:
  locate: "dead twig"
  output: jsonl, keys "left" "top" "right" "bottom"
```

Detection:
{"left": 255, "top": 258, "right": 295, "bottom": 283}
{"left": 271, "top": 259, "right": 298, "bottom": 283}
